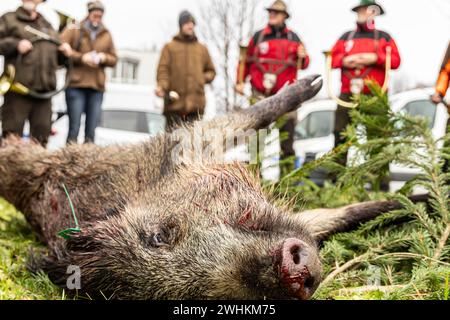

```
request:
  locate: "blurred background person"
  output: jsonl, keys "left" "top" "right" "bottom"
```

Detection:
{"left": 431, "top": 42, "right": 450, "bottom": 106}
{"left": 60, "top": 0, "right": 117, "bottom": 144}
{"left": 330, "top": 0, "right": 401, "bottom": 188}
{"left": 0, "top": 0, "right": 71, "bottom": 147}
{"left": 431, "top": 42, "right": 449, "bottom": 171}
{"left": 156, "top": 10, "right": 216, "bottom": 130}
{"left": 235, "top": 0, "right": 310, "bottom": 176}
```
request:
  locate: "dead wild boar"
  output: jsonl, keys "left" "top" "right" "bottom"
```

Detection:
{"left": 0, "top": 75, "right": 406, "bottom": 300}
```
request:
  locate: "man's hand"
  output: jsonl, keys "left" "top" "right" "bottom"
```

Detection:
{"left": 82, "top": 52, "right": 99, "bottom": 68}
{"left": 355, "top": 53, "right": 378, "bottom": 66}
{"left": 155, "top": 86, "right": 165, "bottom": 98}
{"left": 343, "top": 55, "right": 360, "bottom": 69}
{"left": 17, "top": 39, "right": 33, "bottom": 55}
{"left": 297, "top": 45, "right": 308, "bottom": 59}
{"left": 98, "top": 52, "right": 107, "bottom": 64}
{"left": 235, "top": 83, "right": 245, "bottom": 96}
{"left": 343, "top": 53, "right": 378, "bottom": 69}
{"left": 58, "top": 43, "right": 72, "bottom": 57}
{"left": 431, "top": 92, "right": 443, "bottom": 104}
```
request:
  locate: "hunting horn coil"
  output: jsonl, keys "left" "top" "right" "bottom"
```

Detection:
{"left": 323, "top": 47, "right": 392, "bottom": 109}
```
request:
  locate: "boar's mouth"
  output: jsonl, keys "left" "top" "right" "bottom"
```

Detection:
{"left": 278, "top": 264, "right": 314, "bottom": 300}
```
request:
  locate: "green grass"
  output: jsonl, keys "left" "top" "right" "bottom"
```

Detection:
{"left": 0, "top": 198, "right": 64, "bottom": 300}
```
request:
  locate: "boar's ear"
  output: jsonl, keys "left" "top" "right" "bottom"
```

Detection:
{"left": 27, "top": 249, "right": 73, "bottom": 288}
{"left": 296, "top": 195, "right": 429, "bottom": 241}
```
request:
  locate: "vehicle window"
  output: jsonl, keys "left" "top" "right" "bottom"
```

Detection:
{"left": 100, "top": 110, "right": 149, "bottom": 133}
{"left": 401, "top": 100, "right": 437, "bottom": 128}
{"left": 146, "top": 113, "right": 166, "bottom": 136}
{"left": 296, "top": 111, "right": 335, "bottom": 140}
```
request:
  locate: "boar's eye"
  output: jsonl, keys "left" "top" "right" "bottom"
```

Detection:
{"left": 139, "top": 231, "right": 169, "bottom": 249}
{"left": 152, "top": 233, "right": 166, "bottom": 247}
{"left": 139, "top": 216, "right": 181, "bottom": 249}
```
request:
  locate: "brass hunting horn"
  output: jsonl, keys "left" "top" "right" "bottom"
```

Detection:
{"left": 56, "top": 10, "right": 76, "bottom": 32}
{"left": 238, "top": 44, "right": 248, "bottom": 86}
{"left": 323, "top": 46, "right": 392, "bottom": 109}
{"left": 0, "top": 64, "right": 30, "bottom": 96}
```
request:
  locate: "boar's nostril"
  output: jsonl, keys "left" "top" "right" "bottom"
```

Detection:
{"left": 291, "top": 246, "right": 301, "bottom": 265}
{"left": 282, "top": 238, "right": 308, "bottom": 267}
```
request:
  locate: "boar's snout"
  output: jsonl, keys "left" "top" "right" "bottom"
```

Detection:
{"left": 273, "top": 238, "right": 321, "bottom": 300}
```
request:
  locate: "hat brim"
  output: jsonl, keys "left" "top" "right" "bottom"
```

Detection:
{"left": 88, "top": 7, "right": 105, "bottom": 12}
{"left": 352, "top": 4, "right": 385, "bottom": 15}
{"left": 266, "top": 8, "right": 290, "bottom": 19}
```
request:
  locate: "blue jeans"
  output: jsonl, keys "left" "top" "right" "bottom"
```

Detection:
{"left": 65, "top": 88, "right": 104, "bottom": 144}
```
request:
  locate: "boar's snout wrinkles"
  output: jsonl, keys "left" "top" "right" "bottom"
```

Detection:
{"left": 0, "top": 76, "right": 328, "bottom": 300}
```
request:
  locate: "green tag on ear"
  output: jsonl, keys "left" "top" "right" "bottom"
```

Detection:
{"left": 58, "top": 227, "right": 81, "bottom": 240}
{"left": 58, "top": 183, "right": 81, "bottom": 240}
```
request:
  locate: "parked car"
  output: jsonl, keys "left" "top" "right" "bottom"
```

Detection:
{"left": 47, "top": 105, "right": 166, "bottom": 150}
{"left": 47, "top": 82, "right": 165, "bottom": 149}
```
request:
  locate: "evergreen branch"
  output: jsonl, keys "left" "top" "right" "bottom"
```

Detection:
{"left": 319, "top": 251, "right": 373, "bottom": 288}
{"left": 336, "top": 285, "right": 406, "bottom": 295}
{"left": 433, "top": 224, "right": 450, "bottom": 261}
{"left": 372, "top": 252, "right": 450, "bottom": 266}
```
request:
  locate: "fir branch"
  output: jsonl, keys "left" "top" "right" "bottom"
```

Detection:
{"left": 319, "top": 251, "right": 373, "bottom": 288}
{"left": 433, "top": 224, "right": 450, "bottom": 261}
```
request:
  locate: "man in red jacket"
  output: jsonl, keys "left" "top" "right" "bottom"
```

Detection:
{"left": 330, "top": 0, "right": 401, "bottom": 163}
{"left": 235, "top": 0, "right": 309, "bottom": 176}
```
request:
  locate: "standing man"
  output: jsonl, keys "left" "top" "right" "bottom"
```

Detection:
{"left": 431, "top": 42, "right": 450, "bottom": 171}
{"left": 330, "top": 0, "right": 401, "bottom": 165}
{"left": 0, "top": 0, "right": 72, "bottom": 147}
{"left": 156, "top": 10, "right": 216, "bottom": 130}
{"left": 60, "top": 1, "right": 117, "bottom": 144}
{"left": 235, "top": 0, "right": 310, "bottom": 176}
{"left": 431, "top": 42, "right": 450, "bottom": 106}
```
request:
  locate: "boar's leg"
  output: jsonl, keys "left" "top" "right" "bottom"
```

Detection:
{"left": 203, "top": 74, "right": 323, "bottom": 133}
{"left": 163, "top": 75, "right": 323, "bottom": 169}
{"left": 296, "top": 194, "right": 429, "bottom": 241}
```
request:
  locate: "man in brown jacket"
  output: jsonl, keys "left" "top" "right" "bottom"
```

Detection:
{"left": 0, "top": 0, "right": 72, "bottom": 147}
{"left": 60, "top": 1, "right": 117, "bottom": 144}
{"left": 156, "top": 10, "right": 216, "bottom": 129}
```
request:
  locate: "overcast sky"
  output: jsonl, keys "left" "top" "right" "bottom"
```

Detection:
{"left": 0, "top": 0, "right": 449, "bottom": 90}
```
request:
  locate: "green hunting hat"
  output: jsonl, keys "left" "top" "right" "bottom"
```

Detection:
{"left": 266, "top": 0, "right": 290, "bottom": 19}
{"left": 352, "top": 0, "right": 385, "bottom": 15}
{"left": 87, "top": 1, "right": 105, "bottom": 12}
